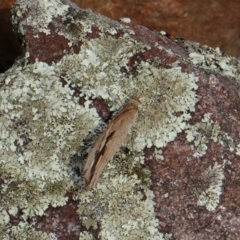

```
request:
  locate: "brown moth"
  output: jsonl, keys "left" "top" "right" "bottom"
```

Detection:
{"left": 83, "top": 96, "right": 140, "bottom": 190}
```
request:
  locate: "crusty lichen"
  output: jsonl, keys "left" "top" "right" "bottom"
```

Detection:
{"left": 11, "top": 0, "right": 69, "bottom": 36}
{"left": 185, "top": 113, "right": 236, "bottom": 157}
{"left": 79, "top": 231, "right": 95, "bottom": 240}
{"left": 184, "top": 112, "right": 235, "bottom": 211}
{"left": 197, "top": 162, "right": 225, "bottom": 211}
{"left": 182, "top": 40, "right": 240, "bottom": 81}
{"left": 74, "top": 152, "right": 164, "bottom": 239}
{"left": 2, "top": 221, "right": 57, "bottom": 240}
{"left": 0, "top": 60, "right": 100, "bottom": 237}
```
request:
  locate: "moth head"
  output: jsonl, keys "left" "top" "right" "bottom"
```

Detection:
{"left": 133, "top": 95, "right": 141, "bottom": 104}
{"left": 127, "top": 96, "right": 140, "bottom": 110}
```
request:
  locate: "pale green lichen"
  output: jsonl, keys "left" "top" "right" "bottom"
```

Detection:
{"left": 197, "top": 162, "right": 225, "bottom": 211}
{"left": 1, "top": 221, "right": 57, "bottom": 240}
{"left": 80, "top": 231, "right": 95, "bottom": 240}
{"left": 185, "top": 113, "right": 236, "bottom": 157}
{"left": 0, "top": 209, "right": 10, "bottom": 226}
{"left": 74, "top": 152, "right": 164, "bottom": 239}
{"left": 185, "top": 113, "right": 231, "bottom": 211}
{"left": 11, "top": 0, "right": 69, "bottom": 36}
{"left": 185, "top": 41, "right": 240, "bottom": 80}
{"left": 236, "top": 143, "right": 240, "bottom": 156}
{"left": 0, "top": 59, "right": 100, "bottom": 237}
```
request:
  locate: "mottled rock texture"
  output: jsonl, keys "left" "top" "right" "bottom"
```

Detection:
{"left": 0, "top": 0, "right": 240, "bottom": 239}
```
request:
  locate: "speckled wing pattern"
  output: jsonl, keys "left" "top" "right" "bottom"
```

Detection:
{"left": 83, "top": 96, "right": 140, "bottom": 190}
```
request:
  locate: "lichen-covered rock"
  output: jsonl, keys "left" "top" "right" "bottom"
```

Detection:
{"left": 0, "top": 0, "right": 240, "bottom": 239}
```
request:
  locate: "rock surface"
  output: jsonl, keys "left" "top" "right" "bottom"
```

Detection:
{"left": 72, "top": 0, "right": 240, "bottom": 57}
{"left": 0, "top": 0, "right": 240, "bottom": 239}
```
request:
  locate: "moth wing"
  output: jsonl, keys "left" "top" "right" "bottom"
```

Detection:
{"left": 84, "top": 108, "right": 138, "bottom": 190}
{"left": 83, "top": 122, "right": 114, "bottom": 181}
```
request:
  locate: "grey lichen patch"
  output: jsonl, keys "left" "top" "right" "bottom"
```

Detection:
{"left": 79, "top": 231, "right": 95, "bottom": 240}
{"left": 55, "top": 34, "right": 149, "bottom": 102}
{"left": 185, "top": 113, "right": 235, "bottom": 157}
{"left": 134, "top": 64, "right": 198, "bottom": 150}
{"left": 185, "top": 41, "right": 240, "bottom": 80}
{"left": 185, "top": 113, "right": 234, "bottom": 211}
{"left": 99, "top": 184, "right": 162, "bottom": 239}
{"left": 0, "top": 209, "right": 10, "bottom": 227}
{"left": 0, "top": 60, "right": 100, "bottom": 236}
{"left": 65, "top": 9, "right": 134, "bottom": 42}
{"left": 59, "top": 3, "right": 135, "bottom": 44}
{"left": 12, "top": 0, "right": 69, "bottom": 36}
{"left": 236, "top": 143, "right": 240, "bottom": 156}
{"left": 1, "top": 221, "right": 57, "bottom": 240}
{"left": 196, "top": 162, "right": 225, "bottom": 211}
{"left": 74, "top": 153, "right": 164, "bottom": 239}
{"left": 12, "top": 0, "right": 134, "bottom": 45}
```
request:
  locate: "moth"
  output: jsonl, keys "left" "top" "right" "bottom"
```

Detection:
{"left": 83, "top": 96, "right": 140, "bottom": 190}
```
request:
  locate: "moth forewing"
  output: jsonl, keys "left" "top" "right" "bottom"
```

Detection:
{"left": 83, "top": 97, "right": 140, "bottom": 190}
{"left": 83, "top": 123, "right": 114, "bottom": 183}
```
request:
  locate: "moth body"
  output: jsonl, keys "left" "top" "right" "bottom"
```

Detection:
{"left": 83, "top": 96, "right": 140, "bottom": 190}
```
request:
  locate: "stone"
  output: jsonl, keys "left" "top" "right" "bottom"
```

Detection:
{"left": 0, "top": 0, "right": 240, "bottom": 239}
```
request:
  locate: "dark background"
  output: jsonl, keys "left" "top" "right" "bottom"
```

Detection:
{"left": 1, "top": 0, "right": 239, "bottom": 73}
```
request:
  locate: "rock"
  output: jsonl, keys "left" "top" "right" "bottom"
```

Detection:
{"left": 0, "top": 0, "right": 239, "bottom": 239}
